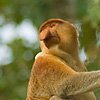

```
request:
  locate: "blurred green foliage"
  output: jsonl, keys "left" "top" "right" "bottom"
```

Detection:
{"left": 0, "top": 0, "right": 100, "bottom": 100}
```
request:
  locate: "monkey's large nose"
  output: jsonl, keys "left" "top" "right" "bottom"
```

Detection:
{"left": 39, "top": 29, "right": 51, "bottom": 41}
{"left": 39, "top": 28, "right": 59, "bottom": 41}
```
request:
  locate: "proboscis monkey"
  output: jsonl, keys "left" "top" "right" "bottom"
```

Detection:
{"left": 26, "top": 19, "right": 100, "bottom": 100}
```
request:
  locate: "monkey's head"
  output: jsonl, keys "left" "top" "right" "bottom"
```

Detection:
{"left": 39, "top": 19, "right": 79, "bottom": 55}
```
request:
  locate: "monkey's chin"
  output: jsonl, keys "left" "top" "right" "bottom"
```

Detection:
{"left": 43, "top": 37, "right": 60, "bottom": 49}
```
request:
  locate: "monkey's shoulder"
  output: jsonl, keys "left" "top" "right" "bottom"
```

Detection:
{"left": 33, "top": 52, "right": 75, "bottom": 74}
{"left": 35, "top": 52, "right": 68, "bottom": 66}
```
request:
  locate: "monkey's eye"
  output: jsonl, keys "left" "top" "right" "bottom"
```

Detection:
{"left": 50, "top": 24, "right": 55, "bottom": 28}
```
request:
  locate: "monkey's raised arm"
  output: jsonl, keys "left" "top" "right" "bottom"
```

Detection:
{"left": 63, "top": 71, "right": 100, "bottom": 96}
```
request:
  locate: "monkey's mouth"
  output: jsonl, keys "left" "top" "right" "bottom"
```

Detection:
{"left": 44, "top": 36, "right": 57, "bottom": 41}
{"left": 44, "top": 30, "right": 60, "bottom": 41}
{"left": 43, "top": 35, "right": 60, "bottom": 49}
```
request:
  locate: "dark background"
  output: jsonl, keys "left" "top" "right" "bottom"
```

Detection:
{"left": 0, "top": 0, "right": 100, "bottom": 100}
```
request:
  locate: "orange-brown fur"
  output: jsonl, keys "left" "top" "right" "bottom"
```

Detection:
{"left": 26, "top": 19, "right": 100, "bottom": 100}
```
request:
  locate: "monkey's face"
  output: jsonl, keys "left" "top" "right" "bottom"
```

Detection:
{"left": 39, "top": 19, "right": 79, "bottom": 53}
